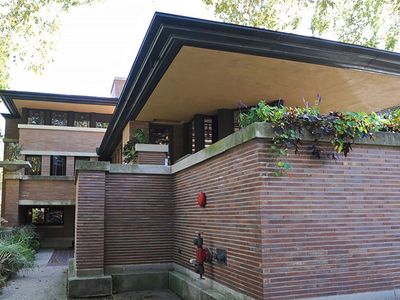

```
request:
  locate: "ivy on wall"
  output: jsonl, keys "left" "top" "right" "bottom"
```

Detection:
{"left": 239, "top": 99, "right": 400, "bottom": 176}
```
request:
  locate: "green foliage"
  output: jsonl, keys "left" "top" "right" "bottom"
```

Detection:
{"left": 5, "top": 143, "right": 23, "bottom": 161}
{"left": 239, "top": 99, "right": 400, "bottom": 175}
{"left": 203, "top": 0, "right": 400, "bottom": 51}
{"left": 123, "top": 129, "right": 148, "bottom": 164}
{"left": 0, "top": 226, "right": 39, "bottom": 288}
{"left": 0, "top": 0, "right": 97, "bottom": 89}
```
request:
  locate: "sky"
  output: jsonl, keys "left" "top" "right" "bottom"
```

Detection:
{"left": 8, "top": 0, "right": 218, "bottom": 97}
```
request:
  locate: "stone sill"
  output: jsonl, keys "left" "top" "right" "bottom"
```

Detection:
{"left": 135, "top": 143, "right": 169, "bottom": 153}
{"left": 4, "top": 174, "right": 75, "bottom": 181}
{"left": 18, "top": 124, "right": 107, "bottom": 133}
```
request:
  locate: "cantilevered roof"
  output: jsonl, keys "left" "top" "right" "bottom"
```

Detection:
{"left": 98, "top": 12, "right": 400, "bottom": 159}
{"left": 0, "top": 90, "right": 118, "bottom": 118}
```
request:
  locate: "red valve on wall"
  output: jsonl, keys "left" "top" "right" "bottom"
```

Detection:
{"left": 198, "top": 192, "right": 206, "bottom": 207}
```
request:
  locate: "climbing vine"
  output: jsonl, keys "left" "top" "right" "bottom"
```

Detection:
{"left": 239, "top": 99, "right": 400, "bottom": 176}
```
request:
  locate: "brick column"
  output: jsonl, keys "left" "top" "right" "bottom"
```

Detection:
{"left": 74, "top": 162, "right": 109, "bottom": 276}
{"left": 3, "top": 179, "right": 20, "bottom": 226}
{"left": 66, "top": 156, "right": 75, "bottom": 176}
{"left": 42, "top": 155, "right": 51, "bottom": 176}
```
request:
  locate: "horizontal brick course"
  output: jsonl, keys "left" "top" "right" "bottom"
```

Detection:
{"left": 19, "top": 127, "right": 104, "bottom": 153}
{"left": 20, "top": 180, "right": 75, "bottom": 201}
{"left": 74, "top": 137, "right": 400, "bottom": 300}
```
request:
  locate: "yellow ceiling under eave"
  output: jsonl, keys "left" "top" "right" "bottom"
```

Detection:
{"left": 136, "top": 46, "right": 400, "bottom": 123}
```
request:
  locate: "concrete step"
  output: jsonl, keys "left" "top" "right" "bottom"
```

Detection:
{"left": 169, "top": 271, "right": 229, "bottom": 300}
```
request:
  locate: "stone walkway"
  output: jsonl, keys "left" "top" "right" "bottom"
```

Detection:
{"left": 0, "top": 249, "right": 181, "bottom": 300}
{"left": 0, "top": 249, "right": 68, "bottom": 300}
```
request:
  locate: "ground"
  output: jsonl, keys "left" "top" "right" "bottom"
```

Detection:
{"left": 0, "top": 249, "right": 181, "bottom": 300}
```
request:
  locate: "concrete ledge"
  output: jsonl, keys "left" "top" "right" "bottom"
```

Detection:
{"left": 4, "top": 175, "right": 75, "bottom": 180}
{"left": 67, "top": 259, "right": 112, "bottom": 298}
{"left": 18, "top": 124, "right": 107, "bottom": 133}
{"left": 19, "top": 199, "right": 75, "bottom": 206}
{"left": 21, "top": 150, "right": 98, "bottom": 157}
{"left": 172, "top": 264, "right": 254, "bottom": 300}
{"left": 109, "top": 164, "right": 171, "bottom": 174}
{"left": 305, "top": 289, "right": 400, "bottom": 300}
{"left": 76, "top": 161, "right": 110, "bottom": 172}
{"left": 113, "top": 271, "right": 169, "bottom": 293}
{"left": 135, "top": 143, "right": 169, "bottom": 152}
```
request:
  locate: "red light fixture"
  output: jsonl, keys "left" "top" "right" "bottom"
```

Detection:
{"left": 198, "top": 192, "right": 206, "bottom": 208}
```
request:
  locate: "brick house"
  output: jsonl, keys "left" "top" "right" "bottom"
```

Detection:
{"left": 3, "top": 12, "right": 400, "bottom": 300}
{"left": 0, "top": 90, "right": 117, "bottom": 247}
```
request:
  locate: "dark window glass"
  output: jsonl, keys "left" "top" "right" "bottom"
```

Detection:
{"left": 25, "top": 155, "right": 41, "bottom": 175}
{"left": 28, "top": 207, "right": 64, "bottom": 225}
{"left": 74, "top": 113, "right": 90, "bottom": 127}
{"left": 150, "top": 124, "right": 172, "bottom": 145}
{"left": 51, "top": 112, "right": 68, "bottom": 126}
{"left": 191, "top": 121, "right": 195, "bottom": 154}
{"left": 95, "top": 121, "right": 109, "bottom": 128}
{"left": 74, "top": 156, "right": 90, "bottom": 170}
{"left": 204, "top": 117, "right": 213, "bottom": 148}
{"left": 50, "top": 156, "right": 66, "bottom": 176}
{"left": 27, "top": 110, "right": 45, "bottom": 125}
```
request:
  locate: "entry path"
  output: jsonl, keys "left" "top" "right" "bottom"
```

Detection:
{"left": 0, "top": 249, "right": 68, "bottom": 300}
{"left": 0, "top": 249, "right": 182, "bottom": 300}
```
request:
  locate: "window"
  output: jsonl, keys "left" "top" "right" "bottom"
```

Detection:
{"left": 25, "top": 155, "right": 41, "bottom": 175}
{"left": 95, "top": 121, "right": 109, "bottom": 128}
{"left": 74, "top": 156, "right": 90, "bottom": 170}
{"left": 27, "top": 207, "right": 64, "bottom": 225}
{"left": 204, "top": 117, "right": 214, "bottom": 148}
{"left": 27, "top": 110, "right": 45, "bottom": 125}
{"left": 74, "top": 113, "right": 90, "bottom": 127}
{"left": 50, "top": 156, "right": 66, "bottom": 176}
{"left": 51, "top": 111, "right": 68, "bottom": 126}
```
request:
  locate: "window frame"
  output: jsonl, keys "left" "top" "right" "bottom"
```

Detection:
{"left": 27, "top": 207, "right": 64, "bottom": 226}
{"left": 27, "top": 109, "right": 45, "bottom": 125}
{"left": 25, "top": 155, "right": 42, "bottom": 176}
{"left": 50, "top": 155, "right": 67, "bottom": 176}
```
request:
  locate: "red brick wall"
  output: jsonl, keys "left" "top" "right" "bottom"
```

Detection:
{"left": 75, "top": 137, "right": 400, "bottom": 299}
{"left": 75, "top": 171, "right": 106, "bottom": 273}
{"left": 104, "top": 173, "right": 173, "bottom": 265}
{"left": 136, "top": 151, "right": 166, "bottom": 165}
{"left": 259, "top": 141, "right": 400, "bottom": 300}
{"left": 20, "top": 180, "right": 75, "bottom": 201}
{"left": 173, "top": 139, "right": 265, "bottom": 300}
{"left": 19, "top": 127, "right": 104, "bottom": 153}
{"left": 2, "top": 180, "right": 20, "bottom": 226}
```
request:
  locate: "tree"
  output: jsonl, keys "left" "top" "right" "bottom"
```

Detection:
{"left": 0, "top": 0, "right": 96, "bottom": 89}
{"left": 203, "top": 0, "right": 400, "bottom": 51}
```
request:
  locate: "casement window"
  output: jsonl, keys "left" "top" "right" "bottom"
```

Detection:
{"left": 27, "top": 109, "right": 45, "bottom": 125}
{"left": 74, "top": 156, "right": 91, "bottom": 170}
{"left": 27, "top": 207, "right": 64, "bottom": 225}
{"left": 74, "top": 113, "right": 90, "bottom": 127}
{"left": 95, "top": 121, "right": 109, "bottom": 128}
{"left": 25, "top": 155, "right": 41, "bottom": 175}
{"left": 51, "top": 111, "right": 68, "bottom": 126}
{"left": 50, "top": 156, "right": 66, "bottom": 176}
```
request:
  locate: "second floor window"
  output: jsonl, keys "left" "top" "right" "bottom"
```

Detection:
{"left": 50, "top": 156, "right": 66, "bottom": 176}
{"left": 27, "top": 110, "right": 45, "bottom": 125}
{"left": 51, "top": 112, "right": 68, "bottom": 126}
{"left": 74, "top": 113, "right": 90, "bottom": 127}
{"left": 25, "top": 155, "right": 41, "bottom": 175}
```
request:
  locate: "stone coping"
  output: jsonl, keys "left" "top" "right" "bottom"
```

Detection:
{"left": 76, "top": 122, "right": 400, "bottom": 175}
{"left": 19, "top": 200, "right": 75, "bottom": 206}
{"left": 18, "top": 124, "right": 107, "bottom": 133}
{"left": 0, "top": 160, "right": 31, "bottom": 172}
{"left": 21, "top": 150, "right": 98, "bottom": 157}
{"left": 4, "top": 174, "right": 75, "bottom": 181}
{"left": 135, "top": 143, "right": 169, "bottom": 153}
